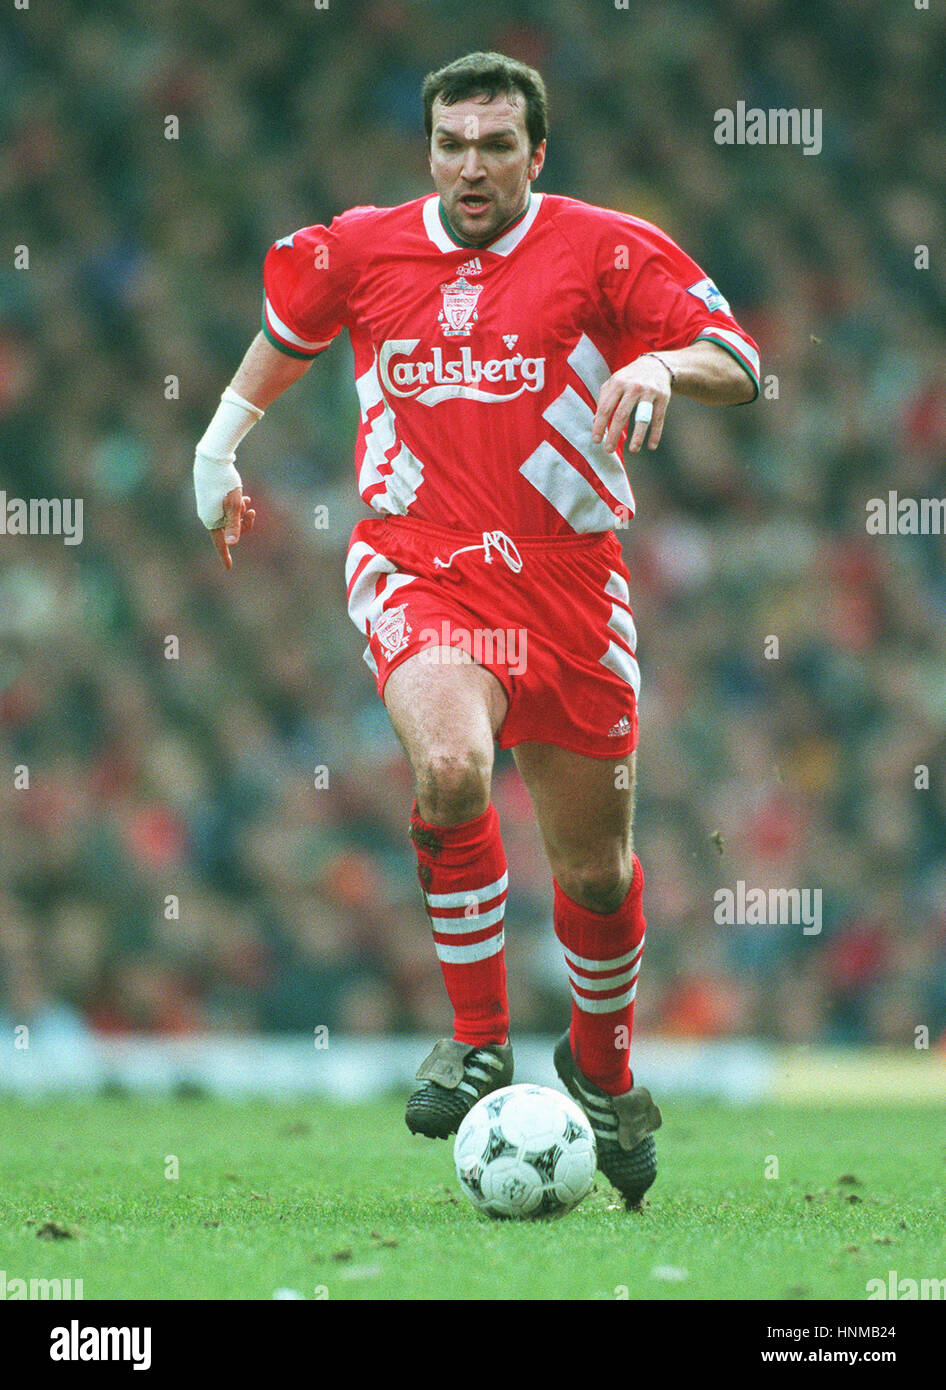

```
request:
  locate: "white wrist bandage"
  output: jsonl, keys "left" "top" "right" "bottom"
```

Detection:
{"left": 193, "top": 387, "right": 265, "bottom": 530}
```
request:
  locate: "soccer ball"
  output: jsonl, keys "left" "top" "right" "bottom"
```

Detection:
{"left": 454, "top": 1084, "right": 596, "bottom": 1219}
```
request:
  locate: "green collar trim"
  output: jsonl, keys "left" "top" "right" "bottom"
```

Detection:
{"left": 437, "top": 194, "right": 532, "bottom": 251}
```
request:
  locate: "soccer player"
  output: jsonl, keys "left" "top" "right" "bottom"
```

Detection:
{"left": 193, "top": 52, "right": 759, "bottom": 1208}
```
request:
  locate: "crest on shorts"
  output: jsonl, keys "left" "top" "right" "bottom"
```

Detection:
{"left": 374, "top": 603, "right": 412, "bottom": 657}
{"left": 439, "top": 276, "right": 482, "bottom": 337}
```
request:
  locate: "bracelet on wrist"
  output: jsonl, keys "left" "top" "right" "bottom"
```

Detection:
{"left": 643, "top": 352, "right": 676, "bottom": 387}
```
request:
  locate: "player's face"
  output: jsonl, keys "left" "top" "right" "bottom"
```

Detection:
{"left": 429, "top": 92, "right": 545, "bottom": 246}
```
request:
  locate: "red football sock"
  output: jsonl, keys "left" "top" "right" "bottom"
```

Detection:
{"left": 553, "top": 854, "right": 647, "bottom": 1095}
{"left": 410, "top": 800, "right": 509, "bottom": 1047}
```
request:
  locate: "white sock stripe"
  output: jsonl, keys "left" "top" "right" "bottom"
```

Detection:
{"left": 569, "top": 980, "right": 638, "bottom": 1013}
{"left": 568, "top": 963, "right": 641, "bottom": 993}
{"left": 457, "top": 1080, "right": 480, "bottom": 1097}
{"left": 562, "top": 936, "right": 645, "bottom": 975}
{"left": 434, "top": 931, "right": 505, "bottom": 966}
{"left": 426, "top": 902, "right": 505, "bottom": 934}
{"left": 432, "top": 920, "right": 504, "bottom": 947}
{"left": 424, "top": 872, "right": 508, "bottom": 910}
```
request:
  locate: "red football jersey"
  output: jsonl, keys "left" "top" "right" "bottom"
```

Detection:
{"left": 262, "top": 193, "right": 759, "bottom": 536}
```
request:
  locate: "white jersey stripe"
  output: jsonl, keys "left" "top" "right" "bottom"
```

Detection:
{"left": 355, "top": 354, "right": 427, "bottom": 513}
{"left": 354, "top": 354, "right": 384, "bottom": 416}
{"left": 543, "top": 385, "right": 634, "bottom": 511}
{"left": 378, "top": 444, "right": 426, "bottom": 514}
{"left": 354, "top": 359, "right": 388, "bottom": 495}
{"left": 520, "top": 441, "right": 623, "bottom": 532}
{"left": 567, "top": 333, "right": 612, "bottom": 399}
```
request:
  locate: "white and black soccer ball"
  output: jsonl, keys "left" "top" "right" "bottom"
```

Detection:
{"left": 454, "top": 1084, "right": 596, "bottom": 1219}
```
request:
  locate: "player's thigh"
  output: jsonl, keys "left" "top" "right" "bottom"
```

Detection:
{"left": 513, "top": 743, "right": 636, "bottom": 866}
{"left": 383, "top": 646, "right": 509, "bottom": 771}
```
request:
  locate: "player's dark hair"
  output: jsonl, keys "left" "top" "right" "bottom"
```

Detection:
{"left": 422, "top": 52, "right": 548, "bottom": 153}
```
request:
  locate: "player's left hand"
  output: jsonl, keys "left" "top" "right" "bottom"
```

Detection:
{"left": 592, "top": 355, "right": 673, "bottom": 454}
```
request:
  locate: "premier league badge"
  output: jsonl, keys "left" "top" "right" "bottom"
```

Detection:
{"left": 438, "top": 276, "right": 482, "bottom": 337}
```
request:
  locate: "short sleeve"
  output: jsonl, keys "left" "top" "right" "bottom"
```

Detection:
{"left": 261, "top": 208, "right": 373, "bottom": 359}
{"left": 599, "top": 215, "right": 761, "bottom": 399}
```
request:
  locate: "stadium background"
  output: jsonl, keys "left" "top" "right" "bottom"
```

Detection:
{"left": 1, "top": 0, "right": 945, "bottom": 1086}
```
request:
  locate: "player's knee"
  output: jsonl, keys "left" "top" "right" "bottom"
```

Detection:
{"left": 414, "top": 746, "right": 492, "bottom": 825}
{"left": 557, "top": 849, "right": 633, "bottom": 915}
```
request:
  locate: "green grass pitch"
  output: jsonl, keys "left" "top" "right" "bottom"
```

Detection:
{"left": 1, "top": 1096, "right": 942, "bottom": 1301}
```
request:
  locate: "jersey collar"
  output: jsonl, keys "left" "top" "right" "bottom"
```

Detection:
{"left": 423, "top": 192, "right": 544, "bottom": 257}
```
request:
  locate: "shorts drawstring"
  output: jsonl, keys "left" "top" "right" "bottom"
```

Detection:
{"left": 433, "top": 529, "right": 524, "bottom": 575}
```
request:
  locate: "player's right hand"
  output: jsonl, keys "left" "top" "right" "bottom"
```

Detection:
{"left": 211, "top": 487, "right": 256, "bottom": 571}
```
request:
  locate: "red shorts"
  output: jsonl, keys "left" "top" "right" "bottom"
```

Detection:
{"left": 345, "top": 516, "right": 640, "bottom": 759}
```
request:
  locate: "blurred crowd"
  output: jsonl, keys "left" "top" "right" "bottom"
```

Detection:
{"left": 2, "top": 0, "right": 946, "bottom": 1050}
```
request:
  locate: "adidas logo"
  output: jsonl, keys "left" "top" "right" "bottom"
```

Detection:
{"left": 455, "top": 256, "right": 482, "bottom": 277}
{"left": 503, "top": 334, "right": 518, "bottom": 349}
{"left": 608, "top": 716, "right": 631, "bottom": 737}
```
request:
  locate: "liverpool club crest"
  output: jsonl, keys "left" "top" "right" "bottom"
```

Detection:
{"left": 373, "top": 603, "right": 412, "bottom": 658}
{"left": 438, "top": 276, "right": 482, "bottom": 337}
